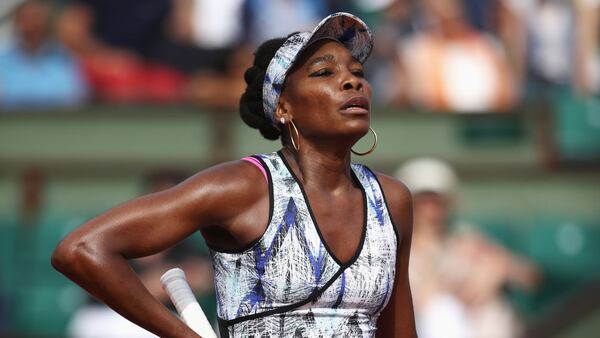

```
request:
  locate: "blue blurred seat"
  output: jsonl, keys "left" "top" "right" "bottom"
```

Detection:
{"left": 554, "top": 93, "right": 600, "bottom": 161}
{"left": 523, "top": 216, "right": 600, "bottom": 309}
{"left": 35, "top": 214, "right": 89, "bottom": 286}
{"left": 12, "top": 284, "right": 86, "bottom": 336}
{"left": 0, "top": 218, "right": 17, "bottom": 294}
{"left": 6, "top": 213, "right": 90, "bottom": 336}
{"left": 457, "top": 214, "right": 519, "bottom": 250}
{"left": 525, "top": 217, "right": 600, "bottom": 277}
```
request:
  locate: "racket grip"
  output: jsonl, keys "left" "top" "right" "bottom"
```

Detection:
{"left": 160, "top": 268, "right": 218, "bottom": 338}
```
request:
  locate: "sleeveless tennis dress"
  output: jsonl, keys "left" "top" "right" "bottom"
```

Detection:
{"left": 209, "top": 151, "right": 399, "bottom": 338}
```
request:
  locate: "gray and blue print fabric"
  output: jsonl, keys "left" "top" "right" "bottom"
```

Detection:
{"left": 210, "top": 152, "right": 399, "bottom": 337}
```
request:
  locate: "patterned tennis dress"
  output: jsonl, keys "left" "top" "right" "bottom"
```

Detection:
{"left": 210, "top": 151, "right": 399, "bottom": 338}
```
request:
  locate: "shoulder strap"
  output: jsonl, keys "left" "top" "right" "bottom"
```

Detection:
{"left": 241, "top": 156, "right": 268, "bottom": 182}
{"left": 352, "top": 163, "right": 401, "bottom": 244}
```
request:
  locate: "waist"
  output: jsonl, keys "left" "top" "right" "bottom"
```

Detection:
{"left": 221, "top": 307, "right": 378, "bottom": 338}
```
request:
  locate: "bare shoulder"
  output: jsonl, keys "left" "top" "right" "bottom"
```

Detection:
{"left": 179, "top": 159, "right": 266, "bottom": 194}
{"left": 166, "top": 159, "right": 269, "bottom": 225}
{"left": 372, "top": 172, "right": 412, "bottom": 213}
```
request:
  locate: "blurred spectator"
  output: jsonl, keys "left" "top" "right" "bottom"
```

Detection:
{"left": 56, "top": 0, "right": 186, "bottom": 103}
{"left": 0, "top": 0, "right": 87, "bottom": 110}
{"left": 57, "top": 0, "right": 248, "bottom": 108}
{"left": 169, "top": 0, "right": 245, "bottom": 53}
{"left": 462, "top": 0, "right": 496, "bottom": 32}
{"left": 395, "top": 158, "right": 540, "bottom": 338}
{"left": 358, "top": 0, "right": 418, "bottom": 105}
{"left": 500, "top": 0, "right": 600, "bottom": 97}
{"left": 67, "top": 171, "right": 215, "bottom": 338}
{"left": 166, "top": 0, "right": 250, "bottom": 108}
{"left": 244, "top": 0, "right": 326, "bottom": 45}
{"left": 392, "top": 0, "right": 516, "bottom": 112}
{"left": 572, "top": 0, "right": 600, "bottom": 95}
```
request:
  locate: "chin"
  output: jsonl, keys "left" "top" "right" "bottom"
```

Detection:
{"left": 333, "top": 118, "right": 370, "bottom": 142}
{"left": 345, "top": 117, "right": 370, "bottom": 134}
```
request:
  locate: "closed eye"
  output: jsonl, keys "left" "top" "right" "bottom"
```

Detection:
{"left": 309, "top": 68, "right": 333, "bottom": 77}
{"left": 352, "top": 69, "right": 365, "bottom": 78}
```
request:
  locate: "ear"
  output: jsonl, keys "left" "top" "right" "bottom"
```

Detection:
{"left": 275, "top": 96, "right": 294, "bottom": 122}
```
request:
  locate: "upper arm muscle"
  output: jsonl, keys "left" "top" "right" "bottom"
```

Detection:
{"left": 375, "top": 172, "right": 417, "bottom": 337}
{"left": 62, "top": 160, "right": 266, "bottom": 258}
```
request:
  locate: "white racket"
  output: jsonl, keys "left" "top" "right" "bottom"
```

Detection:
{"left": 160, "top": 268, "right": 218, "bottom": 338}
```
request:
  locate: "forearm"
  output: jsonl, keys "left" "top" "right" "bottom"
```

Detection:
{"left": 52, "top": 242, "right": 199, "bottom": 338}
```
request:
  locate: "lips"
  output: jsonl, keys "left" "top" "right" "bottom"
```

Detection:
{"left": 340, "top": 96, "right": 370, "bottom": 114}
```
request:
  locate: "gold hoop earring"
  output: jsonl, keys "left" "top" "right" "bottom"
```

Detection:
{"left": 351, "top": 127, "right": 378, "bottom": 156}
{"left": 288, "top": 120, "right": 300, "bottom": 151}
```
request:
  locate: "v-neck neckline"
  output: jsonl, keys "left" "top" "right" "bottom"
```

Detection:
{"left": 277, "top": 150, "right": 367, "bottom": 268}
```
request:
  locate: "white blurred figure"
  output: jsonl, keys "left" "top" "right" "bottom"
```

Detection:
{"left": 394, "top": 0, "right": 516, "bottom": 112}
{"left": 68, "top": 305, "right": 158, "bottom": 338}
{"left": 169, "top": 0, "right": 245, "bottom": 50}
{"left": 396, "top": 158, "right": 539, "bottom": 338}
{"left": 396, "top": 158, "right": 472, "bottom": 338}
{"left": 167, "top": 0, "right": 251, "bottom": 108}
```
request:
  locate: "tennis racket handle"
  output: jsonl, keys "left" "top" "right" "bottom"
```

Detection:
{"left": 160, "top": 268, "right": 218, "bottom": 338}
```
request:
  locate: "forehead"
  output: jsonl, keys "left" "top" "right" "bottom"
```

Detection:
{"left": 295, "top": 39, "right": 359, "bottom": 69}
{"left": 280, "top": 40, "right": 363, "bottom": 96}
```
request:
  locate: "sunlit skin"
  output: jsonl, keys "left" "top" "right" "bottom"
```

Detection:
{"left": 280, "top": 39, "right": 372, "bottom": 144}
{"left": 51, "top": 39, "right": 416, "bottom": 338}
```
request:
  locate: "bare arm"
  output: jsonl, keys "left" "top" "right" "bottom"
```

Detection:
{"left": 574, "top": 0, "right": 599, "bottom": 95}
{"left": 51, "top": 161, "right": 266, "bottom": 338}
{"left": 375, "top": 174, "right": 417, "bottom": 338}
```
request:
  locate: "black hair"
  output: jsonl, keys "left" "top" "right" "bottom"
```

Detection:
{"left": 239, "top": 36, "right": 290, "bottom": 141}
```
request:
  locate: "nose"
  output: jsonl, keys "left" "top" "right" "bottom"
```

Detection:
{"left": 341, "top": 71, "right": 363, "bottom": 91}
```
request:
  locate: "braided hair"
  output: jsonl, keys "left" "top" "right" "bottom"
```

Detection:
{"left": 239, "top": 35, "right": 292, "bottom": 141}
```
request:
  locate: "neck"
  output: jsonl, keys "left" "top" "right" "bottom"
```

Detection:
{"left": 281, "top": 141, "right": 355, "bottom": 192}
{"left": 20, "top": 38, "right": 44, "bottom": 55}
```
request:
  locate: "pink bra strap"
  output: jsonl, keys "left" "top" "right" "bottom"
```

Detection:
{"left": 241, "top": 156, "right": 268, "bottom": 182}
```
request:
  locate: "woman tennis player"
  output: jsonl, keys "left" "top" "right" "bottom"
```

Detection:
{"left": 52, "top": 12, "right": 416, "bottom": 338}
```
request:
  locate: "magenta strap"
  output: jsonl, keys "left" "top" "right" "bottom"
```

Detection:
{"left": 242, "top": 156, "right": 268, "bottom": 182}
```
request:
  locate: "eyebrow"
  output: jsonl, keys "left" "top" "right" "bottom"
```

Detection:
{"left": 308, "top": 54, "right": 335, "bottom": 67}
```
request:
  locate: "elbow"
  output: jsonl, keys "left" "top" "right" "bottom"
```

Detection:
{"left": 51, "top": 239, "right": 74, "bottom": 274}
{"left": 51, "top": 235, "right": 99, "bottom": 276}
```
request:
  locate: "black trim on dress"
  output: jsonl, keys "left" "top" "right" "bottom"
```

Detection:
{"left": 276, "top": 150, "right": 367, "bottom": 268}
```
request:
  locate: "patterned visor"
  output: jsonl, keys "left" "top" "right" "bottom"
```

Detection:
{"left": 262, "top": 12, "right": 374, "bottom": 127}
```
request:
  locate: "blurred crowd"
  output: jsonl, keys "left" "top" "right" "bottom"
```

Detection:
{"left": 1, "top": 0, "right": 600, "bottom": 112}
{"left": 395, "top": 158, "right": 541, "bottom": 338}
